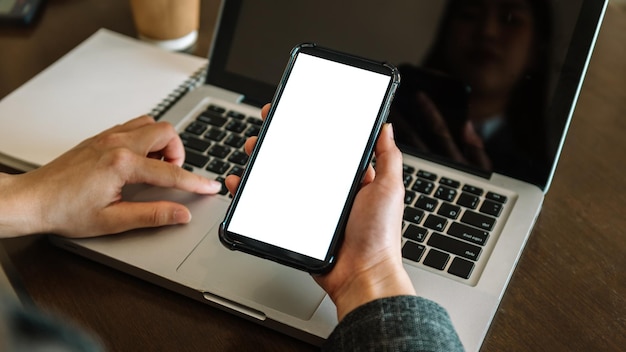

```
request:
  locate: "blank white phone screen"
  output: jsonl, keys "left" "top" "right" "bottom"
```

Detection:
{"left": 227, "top": 53, "right": 391, "bottom": 260}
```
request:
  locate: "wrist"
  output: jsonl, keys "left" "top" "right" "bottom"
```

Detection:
{"left": 330, "top": 260, "right": 416, "bottom": 321}
{"left": 0, "top": 172, "right": 44, "bottom": 237}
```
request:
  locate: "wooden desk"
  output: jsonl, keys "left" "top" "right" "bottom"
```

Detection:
{"left": 1, "top": 2, "right": 625, "bottom": 351}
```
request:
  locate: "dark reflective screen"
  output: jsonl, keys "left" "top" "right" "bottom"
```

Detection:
{"left": 210, "top": 0, "right": 599, "bottom": 190}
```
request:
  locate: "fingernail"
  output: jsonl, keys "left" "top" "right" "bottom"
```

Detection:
{"left": 199, "top": 179, "right": 223, "bottom": 193}
{"left": 209, "top": 179, "right": 223, "bottom": 191}
{"left": 173, "top": 209, "right": 192, "bottom": 224}
{"left": 385, "top": 123, "right": 395, "bottom": 140}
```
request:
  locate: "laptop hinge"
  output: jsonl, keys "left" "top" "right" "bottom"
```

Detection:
{"left": 403, "top": 146, "right": 492, "bottom": 179}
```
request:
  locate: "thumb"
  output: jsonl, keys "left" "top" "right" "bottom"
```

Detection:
{"left": 100, "top": 201, "right": 192, "bottom": 234}
{"left": 373, "top": 123, "right": 403, "bottom": 182}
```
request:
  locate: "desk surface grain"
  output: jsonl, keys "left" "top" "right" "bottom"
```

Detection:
{"left": 1, "top": 1, "right": 625, "bottom": 351}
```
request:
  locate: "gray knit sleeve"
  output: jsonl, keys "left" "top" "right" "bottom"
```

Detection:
{"left": 322, "top": 295, "right": 464, "bottom": 352}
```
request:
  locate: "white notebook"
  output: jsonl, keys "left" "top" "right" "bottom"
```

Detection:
{"left": 0, "top": 28, "right": 207, "bottom": 171}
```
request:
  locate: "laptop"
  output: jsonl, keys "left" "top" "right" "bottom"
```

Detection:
{"left": 51, "top": 0, "right": 608, "bottom": 350}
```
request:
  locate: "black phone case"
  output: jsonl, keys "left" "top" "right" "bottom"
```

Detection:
{"left": 219, "top": 43, "right": 400, "bottom": 273}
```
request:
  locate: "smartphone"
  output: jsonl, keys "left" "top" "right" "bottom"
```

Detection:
{"left": 219, "top": 43, "right": 400, "bottom": 273}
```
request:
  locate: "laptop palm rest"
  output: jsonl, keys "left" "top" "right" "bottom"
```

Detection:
{"left": 125, "top": 184, "right": 327, "bottom": 321}
{"left": 176, "top": 219, "right": 326, "bottom": 321}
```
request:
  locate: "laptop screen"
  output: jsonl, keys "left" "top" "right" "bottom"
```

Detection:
{"left": 206, "top": 0, "right": 606, "bottom": 190}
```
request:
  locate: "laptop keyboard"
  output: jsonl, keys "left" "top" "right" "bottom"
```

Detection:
{"left": 180, "top": 103, "right": 261, "bottom": 194}
{"left": 179, "top": 102, "right": 509, "bottom": 284}
{"left": 401, "top": 164, "right": 508, "bottom": 283}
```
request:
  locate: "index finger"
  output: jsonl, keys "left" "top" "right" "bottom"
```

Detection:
{"left": 125, "top": 122, "right": 186, "bottom": 166}
{"left": 128, "top": 155, "right": 222, "bottom": 194}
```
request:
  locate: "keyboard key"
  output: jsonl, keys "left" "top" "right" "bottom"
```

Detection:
{"left": 437, "top": 203, "right": 461, "bottom": 219}
{"left": 415, "top": 195, "right": 438, "bottom": 212}
{"left": 456, "top": 192, "right": 479, "bottom": 209}
{"left": 245, "top": 125, "right": 261, "bottom": 137}
{"left": 225, "top": 120, "right": 247, "bottom": 133}
{"left": 411, "top": 178, "right": 434, "bottom": 195}
{"left": 224, "top": 134, "right": 246, "bottom": 148}
{"left": 423, "top": 214, "right": 448, "bottom": 232}
{"left": 402, "top": 241, "right": 426, "bottom": 262}
{"left": 227, "top": 166, "right": 245, "bottom": 177}
{"left": 423, "top": 249, "right": 450, "bottom": 270}
{"left": 439, "top": 177, "right": 460, "bottom": 189}
{"left": 434, "top": 186, "right": 457, "bottom": 202}
{"left": 461, "top": 210, "right": 496, "bottom": 231}
{"left": 185, "top": 121, "right": 207, "bottom": 135}
{"left": 181, "top": 135, "right": 210, "bottom": 152}
{"left": 403, "top": 173, "right": 414, "bottom": 187}
{"left": 403, "top": 224, "right": 428, "bottom": 243}
{"left": 184, "top": 150, "right": 209, "bottom": 168}
{"left": 404, "top": 190, "right": 417, "bottom": 205}
{"left": 198, "top": 113, "right": 228, "bottom": 127}
{"left": 228, "top": 150, "right": 249, "bottom": 165}
{"left": 226, "top": 110, "right": 246, "bottom": 119}
{"left": 448, "top": 257, "right": 475, "bottom": 279}
{"left": 205, "top": 128, "right": 227, "bottom": 141}
{"left": 206, "top": 104, "right": 226, "bottom": 114}
{"left": 447, "top": 222, "right": 489, "bottom": 246}
{"left": 403, "top": 207, "right": 424, "bottom": 224}
{"left": 215, "top": 176, "right": 229, "bottom": 195}
{"left": 480, "top": 199, "right": 503, "bottom": 217}
{"left": 427, "top": 233, "right": 482, "bottom": 261}
{"left": 247, "top": 117, "right": 263, "bottom": 125}
{"left": 462, "top": 184, "right": 484, "bottom": 196}
{"left": 403, "top": 164, "right": 416, "bottom": 174}
{"left": 417, "top": 170, "right": 437, "bottom": 181}
{"left": 206, "top": 159, "right": 231, "bottom": 174}
{"left": 207, "top": 144, "right": 231, "bottom": 158}
{"left": 486, "top": 191, "right": 507, "bottom": 204}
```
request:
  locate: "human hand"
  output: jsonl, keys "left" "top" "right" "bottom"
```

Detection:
{"left": 0, "top": 116, "right": 222, "bottom": 238}
{"left": 312, "top": 123, "right": 415, "bottom": 320}
{"left": 225, "top": 105, "right": 415, "bottom": 321}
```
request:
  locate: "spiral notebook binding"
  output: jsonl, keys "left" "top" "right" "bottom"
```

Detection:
{"left": 149, "top": 64, "right": 208, "bottom": 120}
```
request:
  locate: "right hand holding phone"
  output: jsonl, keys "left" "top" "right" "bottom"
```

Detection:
{"left": 225, "top": 104, "right": 415, "bottom": 321}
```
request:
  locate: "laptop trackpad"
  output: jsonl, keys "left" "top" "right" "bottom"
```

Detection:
{"left": 177, "top": 222, "right": 327, "bottom": 321}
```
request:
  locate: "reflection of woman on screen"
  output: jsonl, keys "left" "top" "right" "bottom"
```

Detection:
{"left": 391, "top": 0, "right": 552, "bottom": 185}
